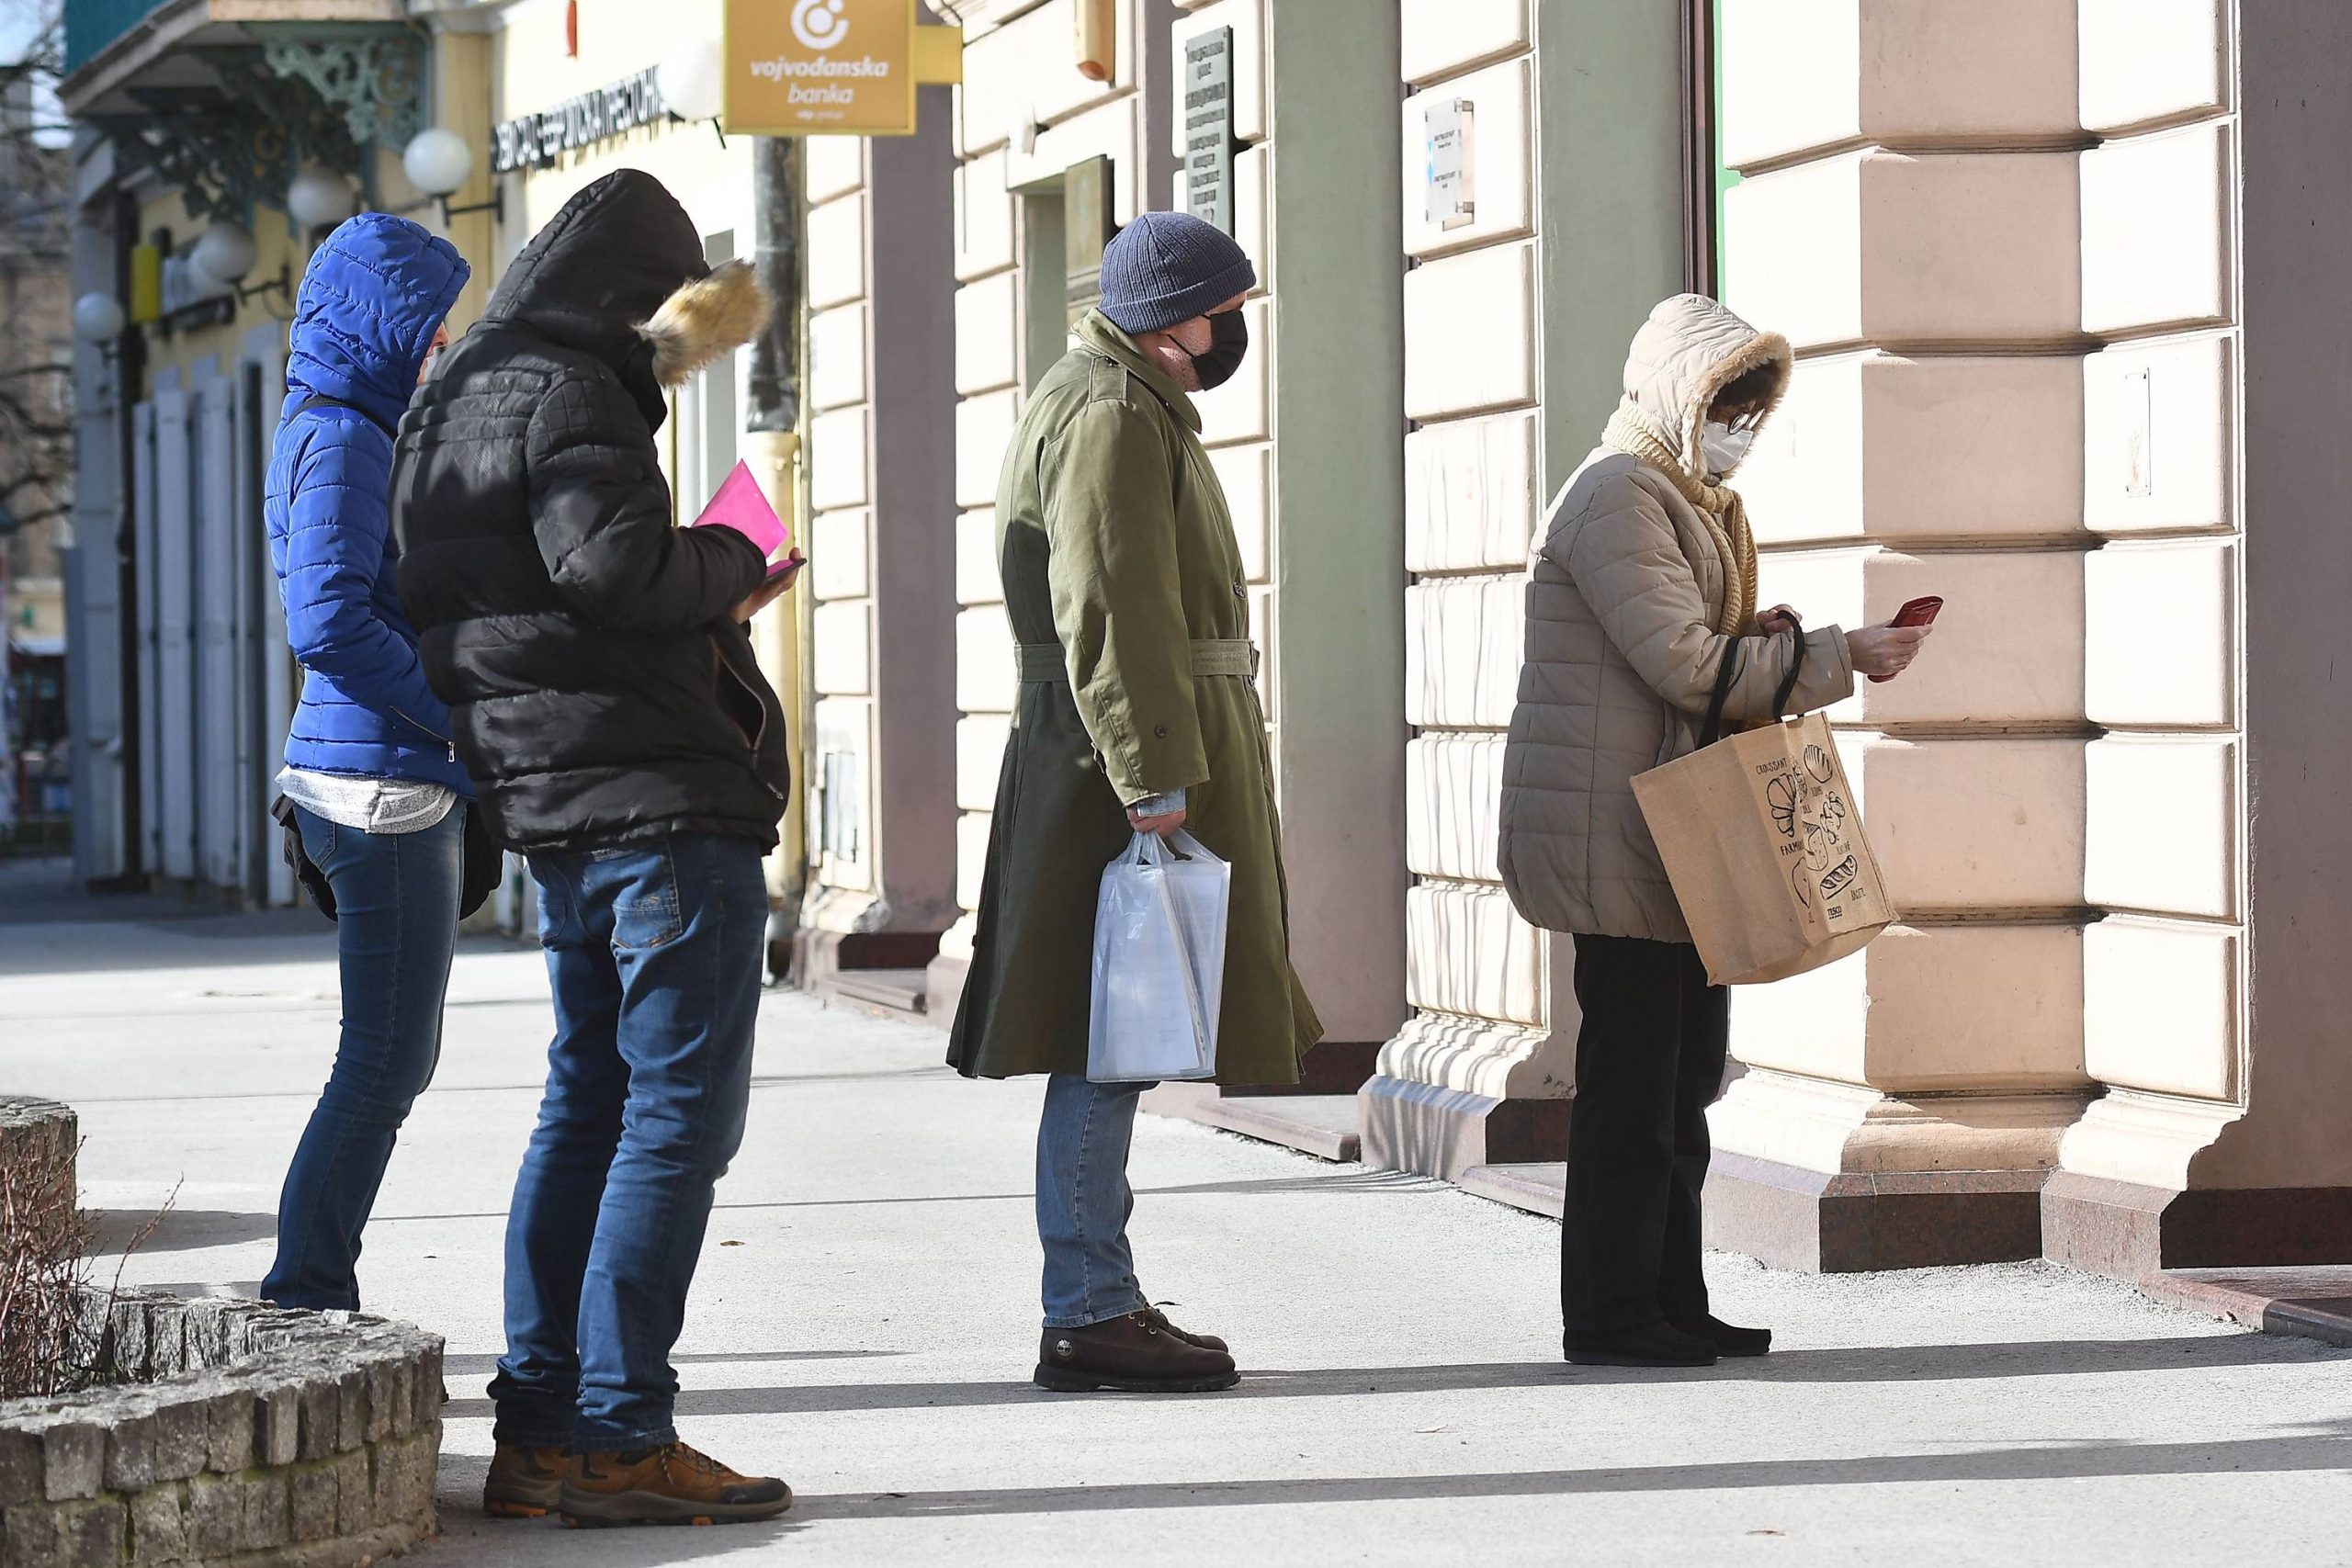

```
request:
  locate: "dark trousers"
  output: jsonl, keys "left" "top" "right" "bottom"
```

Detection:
{"left": 490, "top": 835, "right": 766, "bottom": 1452}
{"left": 264, "top": 804, "right": 465, "bottom": 1312}
{"left": 1562, "top": 934, "right": 1729, "bottom": 1335}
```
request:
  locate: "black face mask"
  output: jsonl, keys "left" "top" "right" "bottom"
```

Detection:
{"left": 1187, "top": 310, "right": 1250, "bottom": 390}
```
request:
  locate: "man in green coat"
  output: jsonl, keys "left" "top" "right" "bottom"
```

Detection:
{"left": 949, "top": 211, "right": 1323, "bottom": 1393}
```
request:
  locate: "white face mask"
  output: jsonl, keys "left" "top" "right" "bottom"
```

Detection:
{"left": 1701, "top": 419, "right": 1756, "bottom": 475}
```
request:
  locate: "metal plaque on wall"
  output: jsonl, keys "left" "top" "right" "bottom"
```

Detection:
{"left": 1425, "top": 97, "right": 1476, "bottom": 231}
{"left": 1183, "top": 27, "right": 1236, "bottom": 234}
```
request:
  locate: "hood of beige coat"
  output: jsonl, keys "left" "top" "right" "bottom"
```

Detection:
{"left": 1617, "top": 293, "right": 1792, "bottom": 479}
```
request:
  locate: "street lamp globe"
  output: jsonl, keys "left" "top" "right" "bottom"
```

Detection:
{"left": 402, "top": 129, "right": 473, "bottom": 199}
{"left": 658, "top": 38, "right": 725, "bottom": 123}
{"left": 73, "top": 293, "right": 126, "bottom": 344}
{"left": 193, "top": 220, "right": 257, "bottom": 284}
{"left": 286, "top": 166, "right": 356, "bottom": 231}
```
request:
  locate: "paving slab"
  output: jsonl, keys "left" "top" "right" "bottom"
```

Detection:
{"left": 4, "top": 863, "right": 2350, "bottom": 1565}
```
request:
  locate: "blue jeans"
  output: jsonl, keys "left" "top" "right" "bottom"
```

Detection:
{"left": 1037, "top": 1073, "right": 1154, "bottom": 1328}
{"left": 489, "top": 834, "right": 768, "bottom": 1452}
{"left": 263, "top": 803, "right": 466, "bottom": 1312}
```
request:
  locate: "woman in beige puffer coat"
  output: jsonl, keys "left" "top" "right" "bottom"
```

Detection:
{"left": 1498, "top": 294, "right": 1930, "bottom": 1370}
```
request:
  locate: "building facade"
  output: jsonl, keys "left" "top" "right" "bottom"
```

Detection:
{"left": 53, "top": 0, "right": 2352, "bottom": 1280}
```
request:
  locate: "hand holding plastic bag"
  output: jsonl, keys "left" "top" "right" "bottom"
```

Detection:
{"left": 1087, "top": 830, "right": 1232, "bottom": 1083}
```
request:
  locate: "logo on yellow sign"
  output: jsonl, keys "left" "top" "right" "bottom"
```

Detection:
{"left": 729, "top": 0, "right": 914, "bottom": 136}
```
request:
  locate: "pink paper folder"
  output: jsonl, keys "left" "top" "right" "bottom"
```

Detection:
{"left": 691, "top": 460, "right": 789, "bottom": 560}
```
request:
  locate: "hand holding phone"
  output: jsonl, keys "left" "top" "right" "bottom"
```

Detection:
{"left": 764, "top": 548, "right": 807, "bottom": 587}
{"left": 1861, "top": 596, "right": 1942, "bottom": 682}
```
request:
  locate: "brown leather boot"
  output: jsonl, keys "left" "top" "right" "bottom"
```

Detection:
{"left": 481, "top": 1442, "right": 570, "bottom": 1518}
{"left": 559, "top": 1441, "right": 793, "bottom": 1528}
{"left": 1138, "top": 1303, "right": 1228, "bottom": 1353}
{"left": 1035, "top": 1309, "right": 1240, "bottom": 1393}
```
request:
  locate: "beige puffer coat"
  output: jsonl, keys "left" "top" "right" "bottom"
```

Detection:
{"left": 1498, "top": 294, "right": 1857, "bottom": 944}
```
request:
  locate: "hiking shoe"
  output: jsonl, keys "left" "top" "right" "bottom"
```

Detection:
{"left": 1563, "top": 1321, "right": 1719, "bottom": 1369}
{"left": 1672, "top": 1314, "right": 1772, "bottom": 1358}
{"left": 1139, "top": 1304, "right": 1228, "bottom": 1353}
{"left": 1035, "top": 1309, "right": 1240, "bottom": 1393}
{"left": 559, "top": 1441, "right": 793, "bottom": 1528}
{"left": 482, "top": 1442, "right": 570, "bottom": 1518}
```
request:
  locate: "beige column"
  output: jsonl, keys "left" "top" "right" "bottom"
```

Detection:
{"left": 1695, "top": 0, "right": 2098, "bottom": 1269}
{"left": 1360, "top": 0, "right": 1689, "bottom": 1184}
{"left": 795, "top": 99, "right": 961, "bottom": 1008}
{"left": 2043, "top": 0, "right": 2352, "bottom": 1275}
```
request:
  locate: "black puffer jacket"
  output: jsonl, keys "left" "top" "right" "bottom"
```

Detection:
{"left": 392, "top": 170, "right": 789, "bottom": 853}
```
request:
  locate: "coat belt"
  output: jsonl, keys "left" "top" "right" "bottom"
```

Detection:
{"left": 1016, "top": 639, "right": 1259, "bottom": 683}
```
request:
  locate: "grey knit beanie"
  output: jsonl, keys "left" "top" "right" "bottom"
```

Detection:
{"left": 1096, "top": 211, "right": 1257, "bottom": 334}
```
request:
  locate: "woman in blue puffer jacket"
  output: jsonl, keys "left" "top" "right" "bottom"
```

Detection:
{"left": 262, "top": 213, "right": 470, "bottom": 1311}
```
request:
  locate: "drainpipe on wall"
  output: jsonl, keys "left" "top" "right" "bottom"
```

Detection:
{"left": 745, "top": 133, "right": 808, "bottom": 977}
{"left": 104, "top": 184, "right": 145, "bottom": 891}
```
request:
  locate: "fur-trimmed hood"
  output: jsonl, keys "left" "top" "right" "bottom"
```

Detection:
{"left": 1616, "top": 293, "right": 1792, "bottom": 480}
{"left": 637, "top": 258, "right": 772, "bottom": 388}
{"left": 479, "top": 168, "right": 771, "bottom": 425}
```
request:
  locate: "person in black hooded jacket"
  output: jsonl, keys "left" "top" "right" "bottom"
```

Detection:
{"left": 392, "top": 169, "right": 797, "bottom": 1528}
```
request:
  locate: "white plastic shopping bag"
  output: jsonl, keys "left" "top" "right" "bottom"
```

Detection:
{"left": 1087, "top": 830, "right": 1232, "bottom": 1083}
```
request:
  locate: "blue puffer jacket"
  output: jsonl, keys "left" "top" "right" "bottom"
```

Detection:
{"left": 267, "top": 213, "right": 473, "bottom": 792}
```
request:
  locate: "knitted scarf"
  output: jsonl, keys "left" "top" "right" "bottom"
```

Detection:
{"left": 1602, "top": 399, "right": 1758, "bottom": 637}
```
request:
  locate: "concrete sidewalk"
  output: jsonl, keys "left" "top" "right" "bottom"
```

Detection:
{"left": 4, "top": 870, "right": 2349, "bottom": 1565}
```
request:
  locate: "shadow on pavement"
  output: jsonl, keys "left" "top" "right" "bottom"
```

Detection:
{"left": 440, "top": 1335, "right": 2335, "bottom": 1424}
{"left": 443, "top": 1349, "right": 914, "bottom": 1376}
{"left": 89, "top": 1207, "right": 278, "bottom": 1255}
{"left": 791, "top": 1423, "right": 2352, "bottom": 1518}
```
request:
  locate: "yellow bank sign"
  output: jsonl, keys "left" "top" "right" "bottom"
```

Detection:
{"left": 725, "top": 0, "right": 961, "bottom": 138}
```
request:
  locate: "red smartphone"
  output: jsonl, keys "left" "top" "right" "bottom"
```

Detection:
{"left": 1891, "top": 595, "right": 1944, "bottom": 628}
{"left": 1871, "top": 596, "right": 1943, "bottom": 682}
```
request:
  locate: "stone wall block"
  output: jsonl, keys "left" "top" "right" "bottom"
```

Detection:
{"left": 250, "top": 1383, "right": 299, "bottom": 1470}
{"left": 955, "top": 811, "right": 992, "bottom": 916}
{"left": 366, "top": 1357, "right": 413, "bottom": 1442}
{"left": 330, "top": 1450, "right": 372, "bottom": 1538}
{"left": 1405, "top": 412, "right": 1538, "bottom": 573}
{"left": 1404, "top": 577, "right": 1522, "bottom": 730}
{"left": 2, "top": 1501, "right": 59, "bottom": 1564}
{"left": 2082, "top": 333, "right": 2233, "bottom": 536}
{"left": 805, "top": 194, "right": 868, "bottom": 311}
{"left": 201, "top": 1382, "right": 253, "bottom": 1474}
{"left": 955, "top": 389, "right": 1018, "bottom": 510}
{"left": 1403, "top": 882, "right": 1544, "bottom": 1027}
{"left": 2084, "top": 917, "right": 2238, "bottom": 1101}
{"left": 372, "top": 1435, "right": 434, "bottom": 1529}
{"left": 954, "top": 152, "right": 1014, "bottom": 282}
{"left": 1738, "top": 352, "right": 2085, "bottom": 547}
{"left": 182, "top": 1474, "right": 238, "bottom": 1559}
{"left": 1401, "top": 57, "right": 1532, "bottom": 259}
{"left": 289, "top": 1463, "right": 339, "bottom": 1543}
{"left": 1857, "top": 737, "right": 2087, "bottom": 912}
{"left": 2079, "top": 120, "right": 2233, "bottom": 336}
{"left": 1728, "top": 152, "right": 2080, "bottom": 349}
{"left": 956, "top": 716, "right": 1011, "bottom": 814}
{"left": 1400, "top": 0, "right": 1527, "bottom": 86}
{"left": 955, "top": 607, "right": 1016, "bottom": 717}
{"left": 1402, "top": 243, "right": 1535, "bottom": 421}
{"left": 105, "top": 1298, "right": 151, "bottom": 1382}
{"left": 412, "top": 1343, "right": 442, "bottom": 1433}
{"left": 179, "top": 1300, "right": 232, "bottom": 1369}
{"left": 809, "top": 407, "right": 872, "bottom": 513}
{"left": 0, "top": 1431, "right": 40, "bottom": 1509}
{"left": 147, "top": 1395, "right": 206, "bottom": 1484}
{"left": 1406, "top": 735, "right": 1504, "bottom": 884}
{"left": 128, "top": 1483, "right": 186, "bottom": 1566}
{"left": 808, "top": 302, "right": 869, "bottom": 412}
{"left": 954, "top": 273, "right": 1019, "bottom": 398}
{"left": 239, "top": 1472, "right": 288, "bottom": 1553}
{"left": 2085, "top": 737, "right": 2237, "bottom": 919}
{"left": 2077, "top": 0, "right": 2227, "bottom": 135}
{"left": 292, "top": 1377, "right": 338, "bottom": 1464}
{"left": 48, "top": 1497, "right": 124, "bottom": 1568}
{"left": 102, "top": 1409, "right": 153, "bottom": 1494}
{"left": 1758, "top": 547, "right": 2086, "bottom": 727}
{"left": 334, "top": 1369, "right": 367, "bottom": 1452}
{"left": 39, "top": 1420, "right": 102, "bottom": 1502}
{"left": 1724, "top": 0, "right": 2080, "bottom": 168}
{"left": 2083, "top": 538, "right": 2235, "bottom": 728}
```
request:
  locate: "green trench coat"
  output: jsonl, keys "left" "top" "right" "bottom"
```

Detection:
{"left": 947, "top": 310, "right": 1324, "bottom": 1085}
